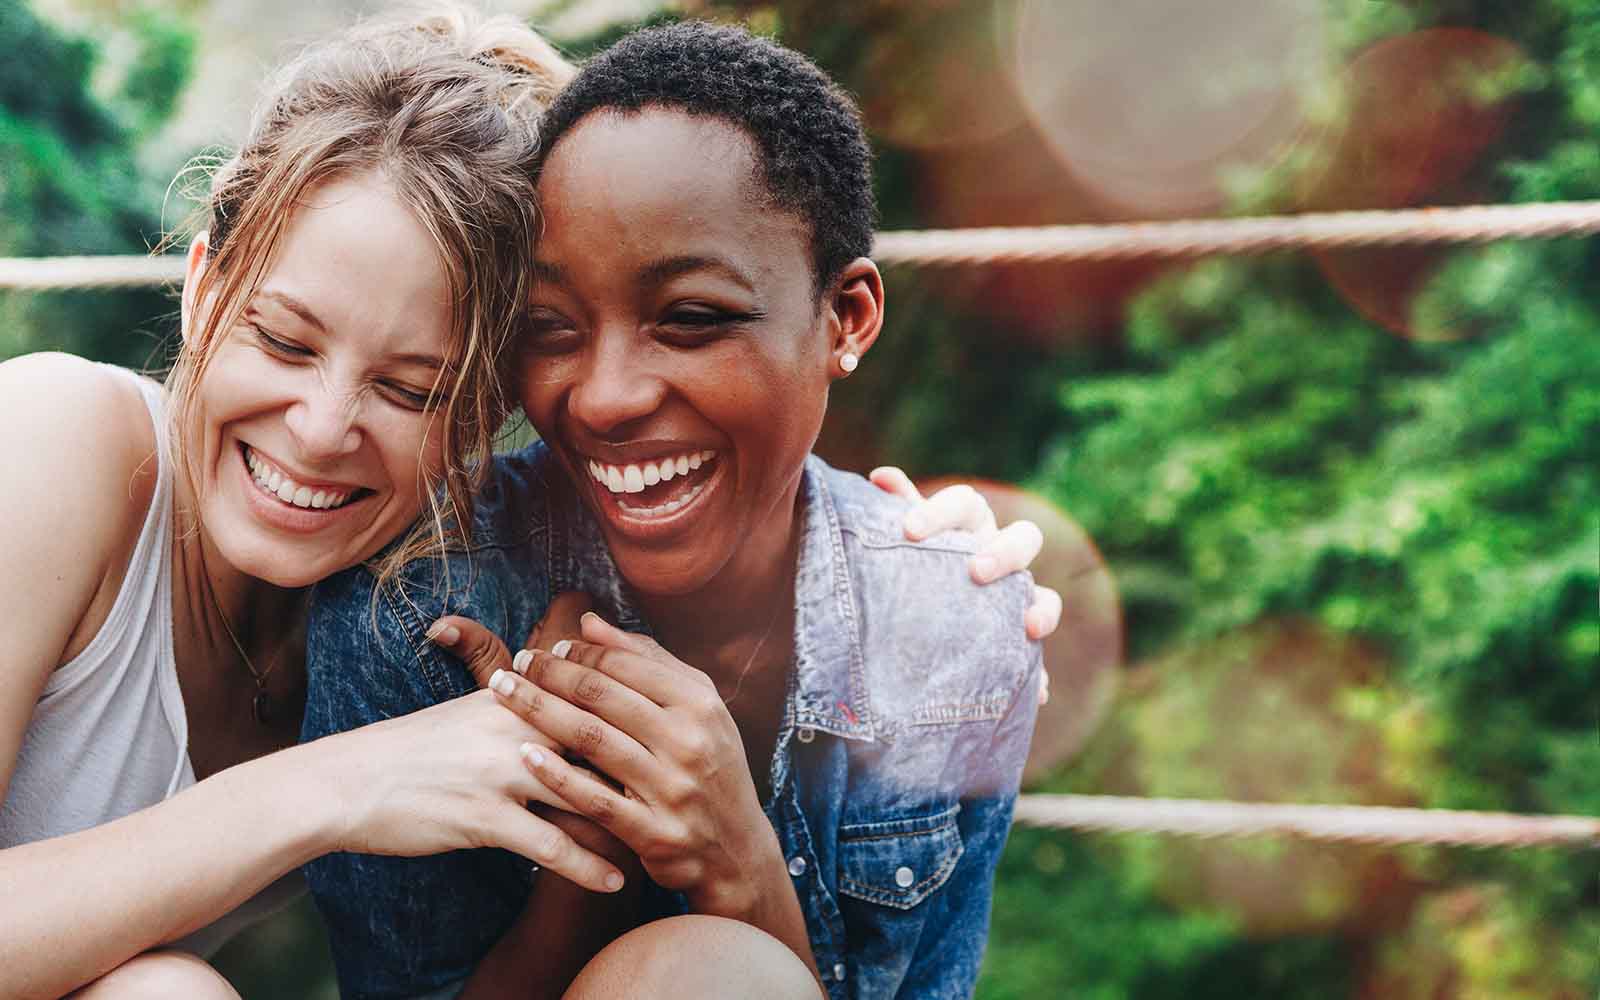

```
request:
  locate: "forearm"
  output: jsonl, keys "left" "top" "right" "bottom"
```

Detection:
{"left": 0, "top": 742, "right": 342, "bottom": 999}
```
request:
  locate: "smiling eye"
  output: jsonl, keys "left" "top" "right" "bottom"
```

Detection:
{"left": 380, "top": 380, "right": 437, "bottom": 412}
{"left": 523, "top": 309, "right": 581, "bottom": 353}
{"left": 659, "top": 306, "right": 762, "bottom": 344}
{"left": 252, "top": 324, "right": 312, "bottom": 358}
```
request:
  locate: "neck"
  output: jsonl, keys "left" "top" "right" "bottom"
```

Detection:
{"left": 637, "top": 481, "right": 804, "bottom": 689}
{"left": 171, "top": 473, "right": 306, "bottom": 657}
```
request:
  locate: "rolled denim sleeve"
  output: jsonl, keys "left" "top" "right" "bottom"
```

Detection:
{"left": 890, "top": 656, "right": 1040, "bottom": 1000}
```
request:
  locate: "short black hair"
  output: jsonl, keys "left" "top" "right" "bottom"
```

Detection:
{"left": 534, "top": 20, "right": 877, "bottom": 291}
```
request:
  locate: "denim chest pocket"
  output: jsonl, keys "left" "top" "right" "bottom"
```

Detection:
{"left": 836, "top": 804, "right": 964, "bottom": 910}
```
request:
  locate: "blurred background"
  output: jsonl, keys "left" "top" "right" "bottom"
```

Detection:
{"left": 3, "top": 0, "right": 1595, "bottom": 996}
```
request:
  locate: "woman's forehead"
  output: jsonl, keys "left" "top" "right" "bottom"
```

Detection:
{"left": 536, "top": 109, "right": 809, "bottom": 272}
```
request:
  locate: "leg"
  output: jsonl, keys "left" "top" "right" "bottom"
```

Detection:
{"left": 68, "top": 950, "right": 240, "bottom": 1000}
{"left": 563, "top": 915, "right": 821, "bottom": 1000}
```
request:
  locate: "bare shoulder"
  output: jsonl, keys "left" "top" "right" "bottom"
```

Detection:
{"left": 0, "top": 353, "right": 161, "bottom": 659}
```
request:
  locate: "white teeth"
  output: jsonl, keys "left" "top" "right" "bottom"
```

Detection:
{"left": 245, "top": 446, "right": 357, "bottom": 511}
{"left": 585, "top": 450, "right": 718, "bottom": 496}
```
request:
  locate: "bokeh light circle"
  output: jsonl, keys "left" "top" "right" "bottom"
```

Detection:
{"left": 1011, "top": 0, "right": 1326, "bottom": 215}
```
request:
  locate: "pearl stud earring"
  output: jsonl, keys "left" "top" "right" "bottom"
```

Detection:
{"left": 839, "top": 352, "right": 859, "bottom": 374}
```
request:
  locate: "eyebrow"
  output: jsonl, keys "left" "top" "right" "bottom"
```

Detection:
{"left": 531, "top": 261, "right": 567, "bottom": 288}
{"left": 254, "top": 289, "right": 327, "bottom": 332}
{"left": 638, "top": 255, "right": 755, "bottom": 293}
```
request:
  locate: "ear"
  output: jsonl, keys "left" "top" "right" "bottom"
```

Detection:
{"left": 825, "top": 257, "right": 884, "bottom": 379}
{"left": 179, "top": 231, "right": 211, "bottom": 346}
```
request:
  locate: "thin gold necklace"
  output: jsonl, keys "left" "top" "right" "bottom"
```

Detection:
{"left": 206, "top": 582, "right": 282, "bottom": 726}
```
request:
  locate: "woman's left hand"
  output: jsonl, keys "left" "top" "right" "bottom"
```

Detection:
{"left": 489, "top": 613, "right": 789, "bottom": 921}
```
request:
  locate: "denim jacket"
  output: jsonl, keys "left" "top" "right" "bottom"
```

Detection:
{"left": 301, "top": 443, "right": 1040, "bottom": 1000}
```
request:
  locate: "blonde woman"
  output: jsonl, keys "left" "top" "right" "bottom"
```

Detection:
{"left": 0, "top": 11, "right": 620, "bottom": 997}
{"left": 0, "top": 7, "right": 1054, "bottom": 998}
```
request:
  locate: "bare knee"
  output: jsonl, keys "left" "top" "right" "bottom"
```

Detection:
{"left": 70, "top": 951, "right": 239, "bottom": 1000}
{"left": 564, "top": 915, "right": 821, "bottom": 1000}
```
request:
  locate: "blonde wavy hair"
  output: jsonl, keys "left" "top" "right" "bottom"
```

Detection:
{"left": 166, "top": 3, "right": 573, "bottom": 592}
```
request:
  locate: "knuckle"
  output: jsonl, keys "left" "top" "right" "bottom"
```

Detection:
{"left": 536, "top": 826, "right": 569, "bottom": 863}
{"left": 572, "top": 671, "right": 607, "bottom": 706}
{"left": 586, "top": 791, "right": 617, "bottom": 825}
{"left": 573, "top": 722, "right": 605, "bottom": 757}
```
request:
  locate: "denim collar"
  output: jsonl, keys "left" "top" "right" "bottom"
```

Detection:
{"left": 548, "top": 453, "right": 878, "bottom": 744}
{"left": 789, "top": 455, "right": 878, "bottom": 743}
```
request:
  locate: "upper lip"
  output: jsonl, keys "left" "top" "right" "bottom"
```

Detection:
{"left": 243, "top": 443, "right": 366, "bottom": 493}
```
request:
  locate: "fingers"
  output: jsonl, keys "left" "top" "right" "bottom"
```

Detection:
{"left": 525, "top": 591, "right": 594, "bottom": 653}
{"left": 1024, "top": 584, "right": 1063, "bottom": 642}
{"left": 519, "top": 742, "right": 651, "bottom": 845}
{"left": 869, "top": 466, "right": 924, "bottom": 503}
{"left": 487, "top": 666, "right": 658, "bottom": 788}
{"left": 970, "top": 519, "right": 1045, "bottom": 585}
{"left": 427, "top": 616, "right": 512, "bottom": 689}
{"left": 906, "top": 482, "right": 997, "bottom": 542}
{"left": 1037, "top": 668, "right": 1052, "bottom": 706}
{"left": 510, "top": 642, "right": 659, "bottom": 740}
{"left": 494, "top": 803, "right": 626, "bottom": 893}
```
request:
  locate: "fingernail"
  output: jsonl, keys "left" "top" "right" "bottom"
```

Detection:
{"left": 604, "top": 872, "right": 624, "bottom": 892}
{"left": 490, "top": 669, "right": 514, "bottom": 696}
{"left": 551, "top": 638, "right": 573, "bottom": 659}
{"left": 904, "top": 512, "right": 928, "bottom": 538}
{"left": 512, "top": 649, "right": 533, "bottom": 675}
{"left": 520, "top": 742, "right": 545, "bottom": 766}
{"left": 426, "top": 622, "right": 459, "bottom": 645}
{"left": 972, "top": 555, "right": 998, "bottom": 582}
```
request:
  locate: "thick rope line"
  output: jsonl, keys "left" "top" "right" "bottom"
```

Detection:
{"left": 4, "top": 201, "right": 1600, "bottom": 290}
{"left": 873, "top": 200, "right": 1600, "bottom": 266}
{"left": 0, "top": 255, "right": 187, "bottom": 291}
{"left": 1013, "top": 795, "right": 1600, "bottom": 849}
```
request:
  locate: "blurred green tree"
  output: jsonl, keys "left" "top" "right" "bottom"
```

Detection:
{"left": 0, "top": 0, "right": 192, "bottom": 368}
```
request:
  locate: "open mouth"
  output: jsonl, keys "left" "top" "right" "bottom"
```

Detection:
{"left": 241, "top": 444, "right": 372, "bottom": 512}
{"left": 583, "top": 449, "right": 719, "bottom": 520}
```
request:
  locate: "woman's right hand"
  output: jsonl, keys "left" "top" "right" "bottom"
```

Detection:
{"left": 316, "top": 592, "right": 626, "bottom": 894}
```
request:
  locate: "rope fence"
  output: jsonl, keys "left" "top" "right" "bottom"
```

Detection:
{"left": 4, "top": 200, "right": 1600, "bottom": 290}
{"left": 1013, "top": 795, "right": 1600, "bottom": 849}
{"left": 8, "top": 198, "right": 1597, "bottom": 851}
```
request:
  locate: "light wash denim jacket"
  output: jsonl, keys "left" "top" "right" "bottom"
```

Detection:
{"left": 301, "top": 443, "right": 1040, "bottom": 1000}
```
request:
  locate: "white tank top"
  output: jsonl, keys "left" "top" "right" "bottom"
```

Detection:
{"left": 0, "top": 366, "right": 301, "bottom": 956}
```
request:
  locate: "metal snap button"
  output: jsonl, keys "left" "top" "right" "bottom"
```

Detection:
{"left": 796, "top": 727, "right": 816, "bottom": 743}
{"left": 894, "top": 865, "right": 915, "bottom": 888}
{"left": 788, "top": 856, "right": 808, "bottom": 877}
{"left": 833, "top": 963, "right": 847, "bottom": 982}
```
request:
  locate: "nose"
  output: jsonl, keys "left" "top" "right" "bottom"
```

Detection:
{"left": 566, "top": 334, "right": 666, "bottom": 438}
{"left": 284, "top": 377, "right": 362, "bottom": 460}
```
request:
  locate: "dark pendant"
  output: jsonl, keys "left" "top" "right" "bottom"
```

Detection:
{"left": 252, "top": 690, "right": 272, "bottom": 726}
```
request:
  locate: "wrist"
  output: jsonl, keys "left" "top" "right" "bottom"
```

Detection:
{"left": 221, "top": 740, "right": 352, "bottom": 866}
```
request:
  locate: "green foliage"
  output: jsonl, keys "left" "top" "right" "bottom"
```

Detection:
{"left": 0, "top": 0, "right": 192, "bottom": 369}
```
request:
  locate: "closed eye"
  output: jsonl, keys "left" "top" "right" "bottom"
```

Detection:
{"left": 252, "top": 324, "right": 313, "bottom": 358}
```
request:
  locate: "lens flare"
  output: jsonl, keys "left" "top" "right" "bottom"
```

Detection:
{"left": 1011, "top": 0, "right": 1325, "bottom": 216}
{"left": 1087, "top": 619, "right": 1434, "bottom": 935}
{"left": 919, "top": 478, "right": 1122, "bottom": 782}
{"left": 1299, "top": 29, "right": 1526, "bottom": 340}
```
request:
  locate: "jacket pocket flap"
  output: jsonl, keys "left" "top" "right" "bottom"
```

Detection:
{"left": 837, "top": 805, "right": 964, "bottom": 911}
